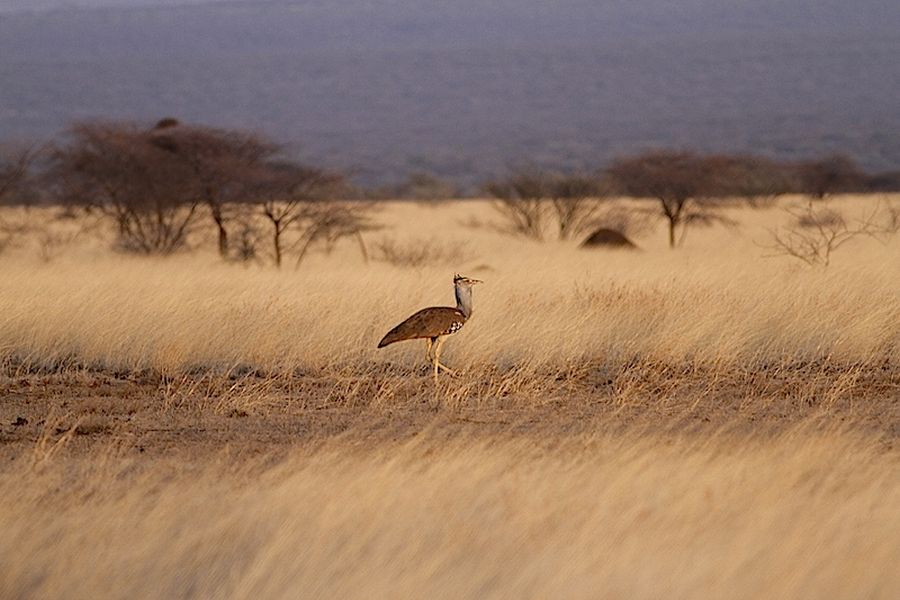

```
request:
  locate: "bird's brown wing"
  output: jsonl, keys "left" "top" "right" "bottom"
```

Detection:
{"left": 377, "top": 307, "right": 467, "bottom": 348}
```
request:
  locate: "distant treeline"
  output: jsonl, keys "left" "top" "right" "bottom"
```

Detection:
{"left": 2, "top": 119, "right": 899, "bottom": 258}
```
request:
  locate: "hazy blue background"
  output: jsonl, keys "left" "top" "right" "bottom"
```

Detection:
{"left": 2, "top": 1, "right": 899, "bottom": 187}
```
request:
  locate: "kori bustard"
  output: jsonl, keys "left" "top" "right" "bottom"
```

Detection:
{"left": 378, "top": 274, "right": 483, "bottom": 380}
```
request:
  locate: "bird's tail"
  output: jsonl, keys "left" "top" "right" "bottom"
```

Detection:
{"left": 377, "top": 326, "right": 405, "bottom": 348}
{"left": 377, "top": 333, "right": 395, "bottom": 348}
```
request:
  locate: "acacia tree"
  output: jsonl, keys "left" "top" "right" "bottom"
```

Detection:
{"left": 485, "top": 169, "right": 605, "bottom": 240}
{"left": 607, "top": 150, "right": 727, "bottom": 248}
{"left": 254, "top": 162, "right": 357, "bottom": 268}
{"left": 706, "top": 155, "right": 795, "bottom": 206}
{"left": 0, "top": 145, "right": 42, "bottom": 252}
{"left": 484, "top": 170, "right": 548, "bottom": 239}
{"left": 378, "top": 172, "right": 460, "bottom": 200}
{"left": 0, "top": 144, "right": 40, "bottom": 206}
{"left": 50, "top": 122, "right": 202, "bottom": 254}
{"left": 795, "top": 154, "right": 866, "bottom": 199}
{"left": 867, "top": 170, "right": 900, "bottom": 192}
{"left": 147, "top": 119, "right": 279, "bottom": 258}
{"left": 549, "top": 174, "right": 607, "bottom": 240}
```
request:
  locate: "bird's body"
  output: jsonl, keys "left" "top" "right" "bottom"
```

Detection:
{"left": 377, "top": 274, "right": 482, "bottom": 380}
{"left": 377, "top": 306, "right": 466, "bottom": 348}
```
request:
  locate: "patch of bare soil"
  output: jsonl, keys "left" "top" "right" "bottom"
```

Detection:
{"left": 1, "top": 362, "right": 898, "bottom": 464}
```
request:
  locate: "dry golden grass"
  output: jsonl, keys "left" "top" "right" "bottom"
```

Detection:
{"left": 1, "top": 196, "right": 899, "bottom": 375}
{"left": 1, "top": 196, "right": 899, "bottom": 598}
{"left": 2, "top": 428, "right": 899, "bottom": 599}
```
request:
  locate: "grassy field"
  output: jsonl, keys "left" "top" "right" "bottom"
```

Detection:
{"left": 1, "top": 196, "right": 899, "bottom": 598}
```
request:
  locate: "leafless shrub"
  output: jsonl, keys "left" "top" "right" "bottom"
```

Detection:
{"left": 765, "top": 200, "right": 899, "bottom": 267}
{"left": 484, "top": 171, "right": 548, "bottom": 239}
{"left": 228, "top": 211, "right": 264, "bottom": 264}
{"left": 549, "top": 174, "right": 609, "bottom": 240}
{"left": 886, "top": 204, "right": 900, "bottom": 232}
{"left": 294, "top": 201, "right": 379, "bottom": 268}
{"left": 0, "top": 207, "right": 101, "bottom": 261}
{"left": 254, "top": 164, "right": 342, "bottom": 267}
{"left": 0, "top": 217, "right": 27, "bottom": 254}
{"left": 373, "top": 172, "right": 461, "bottom": 201}
{"left": 36, "top": 228, "right": 81, "bottom": 263}
{"left": 0, "top": 144, "right": 41, "bottom": 206}
{"left": 259, "top": 192, "right": 318, "bottom": 268}
{"left": 485, "top": 170, "right": 606, "bottom": 240}
{"left": 795, "top": 207, "right": 844, "bottom": 229}
{"left": 248, "top": 162, "right": 375, "bottom": 268}
{"left": 372, "top": 237, "right": 471, "bottom": 268}
{"left": 114, "top": 207, "right": 200, "bottom": 255}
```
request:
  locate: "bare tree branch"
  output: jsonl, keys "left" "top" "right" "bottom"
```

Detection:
{"left": 484, "top": 169, "right": 606, "bottom": 241}
{"left": 763, "top": 199, "right": 899, "bottom": 267}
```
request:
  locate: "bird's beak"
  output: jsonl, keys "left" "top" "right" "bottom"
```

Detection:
{"left": 471, "top": 278, "right": 483, "bottom": 284}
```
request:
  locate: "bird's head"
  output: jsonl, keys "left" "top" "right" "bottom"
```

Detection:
{"left": 454, "top": 273, "right": 483, "bottom": 288}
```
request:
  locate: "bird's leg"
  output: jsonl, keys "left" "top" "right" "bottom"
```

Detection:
{"left": 432, "top": 346, "right": 439, "bottom": 382}
{"left": 437, "top": 363, "right": 457, "bottom": 376}
{"left": 433, "top": 337, "right": 457, "bottom": 377}
{"left": 425, "top": 338, "right": 434, "bottom": 362}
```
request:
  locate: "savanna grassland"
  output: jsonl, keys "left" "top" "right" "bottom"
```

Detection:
{"left": 1, "top": 196, "right": 900, "bottom": 599}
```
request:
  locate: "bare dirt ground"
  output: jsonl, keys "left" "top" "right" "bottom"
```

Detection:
{"left": 4, "top": 362, "right": 898, "bottom": 464}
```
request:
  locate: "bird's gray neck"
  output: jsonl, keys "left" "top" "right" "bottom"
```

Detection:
{"left": 455, "top": 284, "right": 473, "bottom": 319}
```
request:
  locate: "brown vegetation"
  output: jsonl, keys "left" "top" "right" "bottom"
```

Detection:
{"left": 256, "top": 162, "right": 344, "bottom": 267}
{"left": 14, "top": 120, "right": 898, "bottom": 258}
{"left": 2, "top": 122, "right": 900, "bottom": 597}
{"left": 147, "top": 118, "right": 279, "bottom": 258}
{"left": 50, "top": 122, "right": 205, "bottom": 254}
{"left": 766, "top": 199, "right": 899, "bottom": 267}
{"left": 485, "top": 169, "right": 606, "bottom": 240}
{"left": 0, "top": 144, "right": 39, "bottom": 206}
{"left": 372, "top": 236, "right": 470, "bottom": 267}
{"left": 796, "top": 154, "right": 868, "bottom": 199}
{"left": 46, "top": 119, "right": 373, "bottom": 266}
{"left": 607, "top": 151, "right": 737, "bottom": 247}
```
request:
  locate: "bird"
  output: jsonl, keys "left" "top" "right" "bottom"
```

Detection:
{"left": 378, "top": 274, "right": 483, "bottom": 380}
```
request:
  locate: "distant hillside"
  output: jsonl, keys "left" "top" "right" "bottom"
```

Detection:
{"left": 0, "top": 0, "right": 224, "bottom": 11}
{"left": 1, "top": 1, "right": 899, "bottom": 187}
